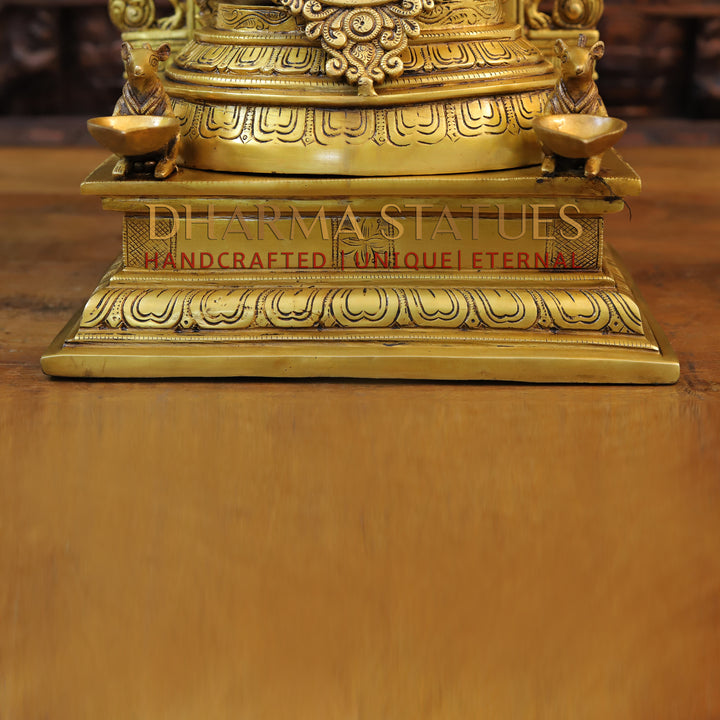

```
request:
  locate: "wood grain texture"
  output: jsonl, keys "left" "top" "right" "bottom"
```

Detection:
{"left": 1, "top": 146, "right": 719, "bottom": 720}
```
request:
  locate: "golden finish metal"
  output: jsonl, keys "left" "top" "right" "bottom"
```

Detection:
{"left": 87, "top": 116, "right": 180, "bottom": 157}
{"left": 105, "top": 42, "right": 181, "bottom": 178}
{"left": 164, "top": 0, "right": 558, "bottom": 175}
{"left": 41, "top": 150, "right": 679, "bottom": 383}
{"left": 109, "top": 0, "right": 158, "bottom": 31}
{"left": 42, "top": 297, "right": 679, "bottom": 383}
{"left": 111, "top": 0, "right": 196, "bottom": 60}
{"left": 40, "top": 0, "right": 679, "bottom": 382}
{"left": 274, "top": 0, "right": 437, "bottom": 95}
{"left": 536, "top": 34, "right": 612, "bottom": 177}
{"left": 545, "top": 35, "right": 606, "bottom": 116}
{"left": 552, "top": 0, "right": 604, "bottom": 29}
{"left": 521, "top": 0, "right": 603, "bottom": 78}
{"left": 523, "top": 0, "right": 603, "bottom": 30}
{"left": 109, "top": 0, "right": 187, "bottom": 32}
{"left": 533, "top": 114, "right": 626, "bottom": 157}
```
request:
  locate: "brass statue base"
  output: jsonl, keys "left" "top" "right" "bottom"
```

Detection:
{"left": 41, "top": 151, "right": 679, "bottom": 383}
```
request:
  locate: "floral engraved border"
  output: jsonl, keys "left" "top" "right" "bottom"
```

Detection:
{"left": 78, "top": 285, "right": 644, "bottom": 336}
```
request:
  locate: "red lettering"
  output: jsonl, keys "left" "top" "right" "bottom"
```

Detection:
{"left": 297, "top": 252, "right": 308, "bottom": 269}
{"left": 441, "top": 252, "right": 452, "bottom": 269}
{"left": 355, "top": 253, "right": 371, "bottom": 268}
{"left": 162, "top": 252, "right": 176, "bottom": 270}
{"left": 200, "top": 252, "right": 213, "bottom": 269}
{"left": 423, "top": 252, "right": 437, "bottom": 269}
{"left": 313, "top": 252, "right": 326, "bottom": 269}
{"left": 180, "top": 253, "right": 195, "bottom": 269}
{"left": 472, "top": 252, "right": 483, "bottom": 269}
{"left": 535, "top": 253, "right": 549, "bottom": 269}
{"left": 233, "top": 252, "right": 245, "bottom": 269}
{"left": 503, "top": 252, "right": 513, "bottom": 269}
{"left": 405, "top": 252, "right": 419, "bottom": 270}
{"left": 374, "top": 252, "right": 389, "bottom": 269}
{"left": 518, "top": 252, "right": 529, "bottom": 269}
{"left": 218, "top": 252, "right": 230, "bottom": 269}
{"left": 249, "top": 252, "right": 264, "bottom": 269}
{"left": 145, "top": 252, "right": 159, "bottom": 269}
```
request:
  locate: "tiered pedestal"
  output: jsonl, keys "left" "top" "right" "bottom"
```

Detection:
{"left": 41, "top": 151, "right": 679, "bottom": 383}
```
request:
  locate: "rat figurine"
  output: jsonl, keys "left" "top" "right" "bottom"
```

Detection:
{"left": 113, "top": 42, "right": 179, "bottom": 180}
{"left": 541, "top": 34, "right": 607, "bottom": 177}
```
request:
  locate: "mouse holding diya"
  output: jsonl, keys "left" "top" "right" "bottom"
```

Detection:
{"left": 87, "top": 42, "right": 180, "bottom": 180}
{"left": 45, "top": 0, "right": 678, "bottom": 384}
{"left": 533, "top": 34, "right": 627, "bottom": 178}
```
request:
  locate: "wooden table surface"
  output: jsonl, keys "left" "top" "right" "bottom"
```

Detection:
{"left": 1, "top": 146, "right": 719, "bottom": 720}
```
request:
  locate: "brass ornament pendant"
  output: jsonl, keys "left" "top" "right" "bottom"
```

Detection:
{"left": 276, "top": 0, "right": 436, "bottom": 95}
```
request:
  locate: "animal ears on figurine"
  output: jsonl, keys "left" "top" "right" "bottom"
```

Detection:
{"left": 120, "top": 42, "right": 172, "bottom": 63}
{"left": 554, "top": 35, "right": 605, "bottom": 61}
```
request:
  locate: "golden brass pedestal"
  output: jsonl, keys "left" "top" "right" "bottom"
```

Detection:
{"left": 41, "top": 151, "right": 679, "bottom": 383}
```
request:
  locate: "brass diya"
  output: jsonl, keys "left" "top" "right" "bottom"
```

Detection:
{"left": 87, "top": 116, "right": 181, "bottom": 157}
{"left": 533, "top": 114, "right": 627, "bottom": 159}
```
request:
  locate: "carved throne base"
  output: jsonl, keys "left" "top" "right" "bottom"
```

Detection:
{"left": 41, "top": 152, "right": 679, "bottom": 383}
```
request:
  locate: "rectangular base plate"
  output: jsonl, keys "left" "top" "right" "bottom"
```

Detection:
{"left": 43, "top": 158, "right": 678, "bottom": 383}
{"left": 42, "top": 295, "right": 679, "bottom": 384}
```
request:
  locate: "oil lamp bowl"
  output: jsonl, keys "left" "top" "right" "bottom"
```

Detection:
{"left": 533, "top": 115, "right": 628, "bottom": 159}
{"left": 87, "top": 116, "right": 180, "bottom": 157}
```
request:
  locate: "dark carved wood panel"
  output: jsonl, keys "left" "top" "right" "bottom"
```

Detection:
{"left": 0, "top": 2, "right": 123, "bottom": 115}
{"left": 598, "top": 0, "right": 720, "bottom": 118}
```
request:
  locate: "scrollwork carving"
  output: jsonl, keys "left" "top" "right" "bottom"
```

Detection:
{"left": 108, "top": 0, "right": 156, "bottom": 31}
{"left": 157, "top": 0, "right": 187, "bottom": 30}
{"left": 418, "top": 0, "right": 504, "bottom": 27}
{"left": 218, "top": 6, "right": 294, "bottom": 30}
{"left": 273, "top": 0, "right": 435, "bottom": 95}
{"left": 108, "top": 0, "right": 186, "bottom": 33}
{"left": 172, "top": 36, "right": 542, "bottom": 78}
